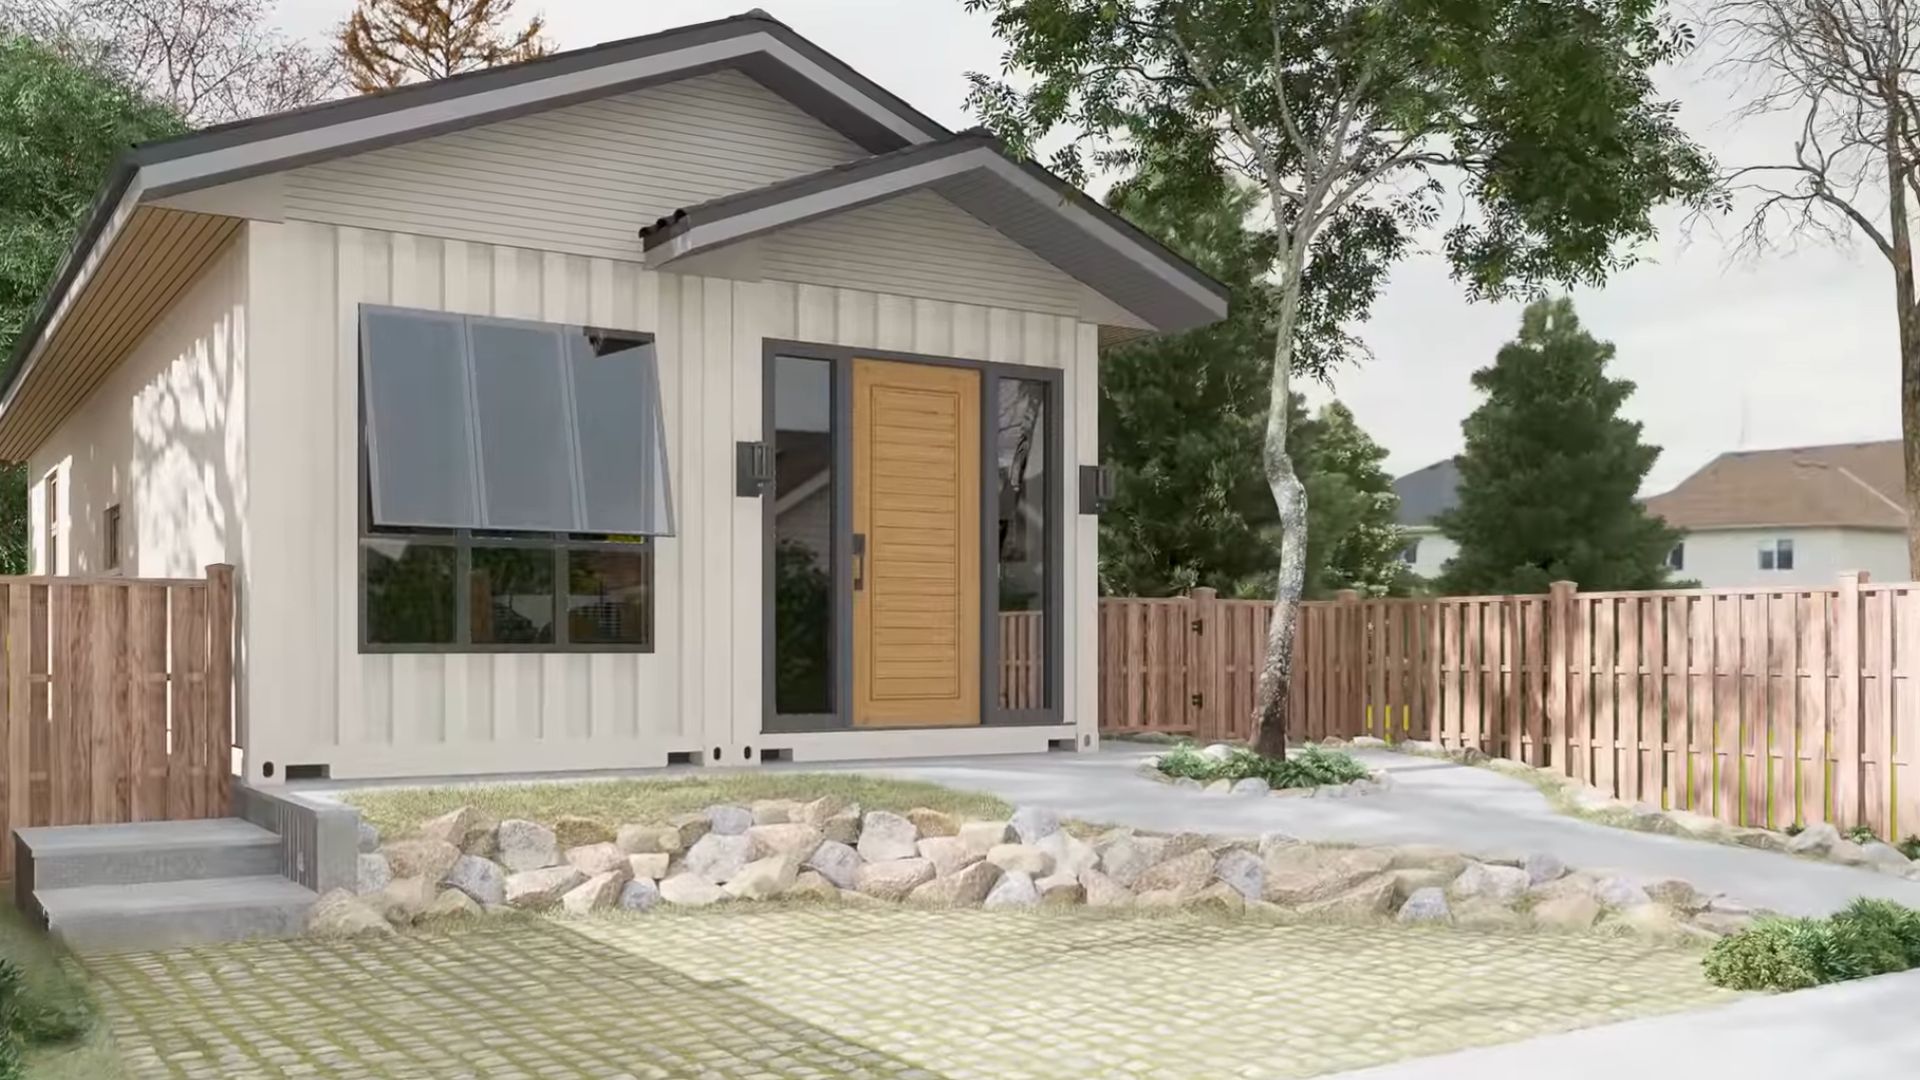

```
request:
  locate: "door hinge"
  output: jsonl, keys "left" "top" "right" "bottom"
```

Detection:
{"left": 1190, "top": 692, "right": 1204, "bottom": 708}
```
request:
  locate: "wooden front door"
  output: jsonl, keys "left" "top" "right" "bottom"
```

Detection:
{"left": 851, "top": 358, "right": 982, "bottom": 727}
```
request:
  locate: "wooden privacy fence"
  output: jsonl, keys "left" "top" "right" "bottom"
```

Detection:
{"left": 1098, "top": 574, "right": 1920, "bottom": 840}
{"left": 0, "top": 565, "right": 235, "bottom": 877}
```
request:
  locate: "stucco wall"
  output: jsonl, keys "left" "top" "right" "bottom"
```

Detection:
{"left": 1402, "top": 528, "right": 1458, "bottom": 583}
{"left": 1671, "top": 526, "right": 1908, "bottom": 588}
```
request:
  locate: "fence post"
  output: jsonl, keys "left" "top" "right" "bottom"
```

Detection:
{"left": 1834, "top": 570, "right": 1866, "bottom": 829}
{"left": 1547, "top": 581, "right": 1575, "bottom": 775}
{"left": 206, "top": 564, "right": 235, "bottom": 816}
{"left": 1335, "top": 590, "right": 1361, "bottom": 738}
{"left": 1187, "top": 588, "right": 1221, "bottom": 742}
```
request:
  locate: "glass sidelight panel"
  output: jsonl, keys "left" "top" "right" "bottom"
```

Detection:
{"left": 996, "top": 377, "right": 1051, "bottom": 709}
{"left": 773, "top": 356, "right": 836, "bottom": 716}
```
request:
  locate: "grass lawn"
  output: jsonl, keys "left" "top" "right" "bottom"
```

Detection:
{"left": 0, "top": 903, "right": 118, "bottom": 1078}
{"left": 346, "top": 771, "right": 1014, "bottom": 839}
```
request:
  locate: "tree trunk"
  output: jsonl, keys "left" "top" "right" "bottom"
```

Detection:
{"left": 1250, "top": 280, "right": 1306, "bottom": 758}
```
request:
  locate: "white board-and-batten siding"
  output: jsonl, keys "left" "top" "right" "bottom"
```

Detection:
{"left": 243, "top": 220, "right": 1097, "bottom": 780}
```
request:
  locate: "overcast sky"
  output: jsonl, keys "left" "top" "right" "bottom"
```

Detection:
{"left": 274, "top": 0, "right": 1900, "bottom": 493}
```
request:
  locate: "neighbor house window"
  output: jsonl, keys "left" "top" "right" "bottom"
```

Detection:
{"left": 103, "top": 505, "right": 121, "bottom": 572}
{"left": 1400, "top": 538, "right": 1421, "bottom": 565}
{"left": 358, "top": 307, "right": 671, "bottom": 651}
{"left": 43, "top": 473, "right": 59, "bottom": 575}
{"left": 1758, "top": 538, "right": 1794, "bottom": 571}
{"left": 1666, "top": 542, "right": 1684, "bottom": 571}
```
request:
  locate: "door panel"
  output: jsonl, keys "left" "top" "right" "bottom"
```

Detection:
{"left": 852, "top": 358, "right": 981, "bottom": 727}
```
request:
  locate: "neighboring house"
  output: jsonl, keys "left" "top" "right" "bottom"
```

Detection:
{"left": 1392, "top": 458, "right": 1460, "bottom": 581}
{"left": 1644, "top": 441, "right": 1910, "bottom": 587}
{"left": 0, "top": 11, "right": 1226, "bottom": 783}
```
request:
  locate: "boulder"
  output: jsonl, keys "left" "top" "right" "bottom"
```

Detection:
{"left": 795, "top": 795, "right": 851, "bottom": 827}
{"left": 1134, "top": 850, "right": 1215, "bottom": 895}
{"left": 1531, "top": 892, "right": 1601, "bottom": 930}
{"left": 724, "top": 855, "right": 801, "bottom": 900}
{"left": 627, "top": 853, "right": 670, "bottom": 881}
{"left": 1447, "top": 863, "right": 1529, "bottom": 905}
{"left": 1785, "top": 821, "right": 1842, "bottom": 857}
{"left": 750, "top": 800, "right": 797, "bottom": 826}
{"left": 382, "top": 838, "right": 462, "bottom": 884}
{"left": 805, "top": 840, "right": 863, "bottom": 890}
{"left": 1213, "top": 849, "right": 1264, "bottom": 902}
{"left": 747, "top": 823, "right": 824, "bottom": 862}
{"left": 1199, "top": 743, "right": 1236, "bottom": 762}
{"left": 1608, "top": 903, "right": 1688, "bottom": 939}
{"left": 1262, "top": 847, "right": 1393, "bottom": 905}
{"left": 551, "top": 816, "right": 615, "bottom": 849}
{"left": 1624, "top": 804, "right": 1682, "bottom": 835}
{"left": 1859, "top": 840, "right": 1913, "bottom": 874}
{"left": 1162, "top": 831, "right": 1215, "bottom": 860}
{"left": 783, "top": 871, "right": 840, "bottom": 902}
{"left": 856, "top": 811, "right": 920, "bottom": 862}
{"left": 986, "top": 844, "right": 1055, "bottom": 877}
{"left": 958, "top": 820, "right": 1012, "bottom": 857}
{"left": 705, "top": 805, "right": 754, "bottom": 836}
{"left": 1080, "top": 869, "right": 1135, "bottom": 908}
{"left": 1732, "top": 827, "right": 1789, "bottom": 853}
{"left": 1645, "top": 878, "right": 1706, "bottom": 913}
{"left": 820, "top": 808, "right": 862, "bottom": 846}
{"left": 420, "top": 806, "right": 496, "bottom": 853}
{"left": 1523, "top": 853, "right": 1568, "bottom": 886}
{"left": 983, "top": 870, "right": 1040, "bottom": 909}
{"left": 1297, "top": 875, "right": 1396, "bottom": 920}
{"left": 356, "top": 821, "right": 382, "bottom": 854}
{"left": 1205, "top": 780, "right": 1234, "bottom": 795}
{"left": 308, "top": 889, "right": 394, "bottom": 939}
{"left": 658, "top": 873, "right": 727, "bottom": 907}
{"left": 1571, "top": 787, "right": 1625, "bottom": 814}
{"left": 376, "top": 876, "right": 438, "bottom": 925}
{"left": 504, "top": 866, "right": 588, "bottom": 910}
{"left": 907, "top": 808, "right": 961, "bottom": 837}
{"left": 616, "top": 824, "right": 676, "bottom": 855}
{"left": 1257, "top": 833, "right": 1301, "bottom": 858}
{"left": 1827, "top": 840, "right": 1871, "bottom": 867}
{"left": 1182, "top": 882, "right": 1246, "bottom": 915}
{"left": 561, "top": 871, "right": 626, "bottom": 915}
{"left": 1010, "top": 806, "right": 1062, "bottom": 844}
{"left": 917, "top": 836, "right": 977, "bottom": 878}
{"left": 424, "top": 887, "right": 482, "bottom": 919}
{"left": 1171, "top": 777, "right": 1204, "bottom": 790}
{"left": 1230, "top": 777, "right": 1271, "bottom": 797}
{"left": 1098, "top": 835, "right": 1168, "bottom": 887}
{"left": 1691, "top": 910, "right": 1756, "bottom": 936}
{"left": 356, "top": 853, "right": 391, "bottom": 895}
{"left": 617, "top": 878, "right": 662, "bottom": 912}
{"left": 1453, "top": 898, "right": 1524, "bottom": 929}
{"left": 1351, "top": 736, "right": 1388, "bottom": 749}
{"left": 1451, "top": 746, "right": 1489, "bottom": 765}
{"left": 1594, "top": 876, "right": 1653, "bottom": 910}
{"left": 496, "top": 820, "right": 560, "bottom": 873}
{"left": 1390, "top": 868, "right": 1457, "bottom": 903}
{"left": 1665, "top": 810, "right": 1728, "bottom": 839}
{"left": 1396, "top": 887, "right": 1451, "bottom": 924}
{"left": 1036, "top": 872, "right": 1086, "bottom": 906}
{"left": 564, "top": 843, "right": 630, "bottom": 880}
{"left": 665, "top": 813, "right": 710, "bottom": 849}
{"left": 441, "top": 855, "right": 506, "bottom": 907}
{"left": 1036, "top": 831, "right": 1098, "bottom": 879}
{"left": 1387, "top": 845, "right": 1468, "bottom": 876}
{"left": 854, "top": 858, "right": 936, "bottom": 900}
{"left": 909, "top": 861, "right": 1004, "bottom": 907}
{"left": 683, "top": 833, "right": 754, "bottom": 884}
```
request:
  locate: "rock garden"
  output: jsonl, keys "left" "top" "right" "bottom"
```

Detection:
{"left": 321, "top": 784, "right": 1767, "bottom": 948}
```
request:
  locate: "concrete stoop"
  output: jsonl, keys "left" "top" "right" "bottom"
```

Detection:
{"left": 16, "top": 819, "right": 319, "bottom": 954}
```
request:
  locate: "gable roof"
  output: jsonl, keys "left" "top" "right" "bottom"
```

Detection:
{"left": 1393, "top": 458, "right": 1460, "bottom": 528}
{"left": 0, "top": 9, "right": 1226, "bottom": 459}
{"left": 640, "top": 131, "right": 1228, "bottom": 333}
{"left": 1644, "top": 440, "right": 1906, "bottom": 531}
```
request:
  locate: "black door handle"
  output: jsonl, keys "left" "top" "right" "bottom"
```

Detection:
{"left": 852, "top": 533, "right": 866, "bottom": 591}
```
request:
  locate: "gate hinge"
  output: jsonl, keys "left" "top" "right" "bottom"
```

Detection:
{"left": 1190, "top": 618, "right": 1203, "bottom": 634}
{"left": 1190, "top": 692, "right": 1204, "bottom": 708}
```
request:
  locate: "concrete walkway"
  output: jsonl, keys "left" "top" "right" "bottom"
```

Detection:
{"left": 827, "top": 744, "right": 1920, "bottom": 917}
{"left": 1336, "top": 967, "right": 1920, "bottom": 1080}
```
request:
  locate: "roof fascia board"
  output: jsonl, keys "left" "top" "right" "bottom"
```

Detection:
{"left": 650, "top": 146, "right": 1229, "bottom": 325}
{"left": 142, "top": 32, "right": 938, "bottom": 198}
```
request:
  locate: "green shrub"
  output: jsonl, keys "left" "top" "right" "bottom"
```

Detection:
{"left": 1782, "top": 822, "right": 1804, "bottom": 837}
{"left": 1845, "top": 824, "right": 1877, "bottom": 846}
{"left": 1155, "top": 744, "right": 1369, "bottom": 789}
{"left": 1704, "top": 898, "right": 1920, "bottom": 991}
{"left": 0, "top": 906, "right": 92, "bottom": 1049}
{"left": 1900, "top": 835, "right": 1920, "bottom": 861}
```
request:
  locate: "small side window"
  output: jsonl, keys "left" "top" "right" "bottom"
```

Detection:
{"left": 103, "top": 504, "right": 121, "bottom": 572}
{"left": 1776, "top": 538, "right": 1794, "bottom": 571}
{"left": 1666, "top": 543, "right": 1684, "bottom": 571}
{"left": 1758, "top": 545, "right": 1775, "bottom": 571}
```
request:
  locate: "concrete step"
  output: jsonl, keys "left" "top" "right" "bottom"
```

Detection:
{"left": 17, "top": 819, "right": 283, "bottom": 890}
{"left": 36, "top": 875, "right": 317, "bottom": 954}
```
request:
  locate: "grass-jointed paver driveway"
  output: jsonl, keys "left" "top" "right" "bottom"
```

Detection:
{"left": 87, "top": 907, "right": 1731, "bottom": 1080}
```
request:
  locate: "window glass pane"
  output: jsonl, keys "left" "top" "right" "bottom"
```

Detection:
{"left": 1759, "top": 546, "right": 1775, "bottom": 570}
{"left": 996, "top": 378, "right": 1049, "bottom": 709}
{"left": 362, "top": 309, "right": 477, "bottom": 528}
{"left": 570, "top": 334, "right": 674, "bottom": 535}
{"left": 365, "top": 539, "right": 457, "bottom": 643}
{"left": 470, "top": 319, "right": 577, "bottom": 531}
{"left": 773, "top": 356, "right": 834, "bottom": 714}
{"left": 568, "top": 547, "right": 651, "bottom": 645}
{"left": 471, "top": 547, "right": 555, "bottom": 644}
{"left": 1778, "top": 539, "right": 1795, "bottom": 571}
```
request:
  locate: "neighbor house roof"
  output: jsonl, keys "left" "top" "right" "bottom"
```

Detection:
{"left": 1644, "top": 440, "right": 1906, "bottom": 531}
{"left": 0, "top": 9, "right": 1225, "bottom": 459}
{"left": 1393, "top": 459, "right": 1460, "bottom": 528}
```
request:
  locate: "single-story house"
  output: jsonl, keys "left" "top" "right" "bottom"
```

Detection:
{"left": 0, "top": 10, "right": 1227, "bottom": 782}
{"left": 1644, "top": 440, "right": 1910, "bottom": 587}
{"left": 1391, "top": 458, "right": 1460, "bottom": 581}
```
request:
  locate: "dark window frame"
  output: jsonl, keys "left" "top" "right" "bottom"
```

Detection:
{"left": 1667, "top": 542, "right": 1684, "bottom": 571}
{"left": 103, "top": 504, "right": 121, "bottom": 572}
{"left": 1776, "top": 537, "right": 1795, "bottom": 571}
{"left": 357, "top": 319, "right": 659, "bottom": 655}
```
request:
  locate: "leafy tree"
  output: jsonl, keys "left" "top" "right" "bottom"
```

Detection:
{"left": 337, "top": 0, "right": 551, "bottom": 92}
{"left": 1435, "top": 298, "right": 1679, "bottom": 595}
{"left": 0, "top": 35, "right": 183, "bottom": 574}
{"left": 964, "top": 0, "right": 1715, "bottom": 755}
{"left": 1295, "top": 401, "right": 1405, "bottom": 598}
